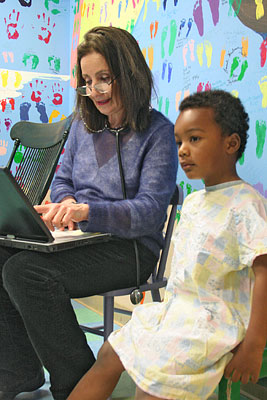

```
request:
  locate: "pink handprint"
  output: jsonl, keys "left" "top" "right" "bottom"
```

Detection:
{"left": 197, "top": 81, "right": 211, "bottom": 92}
{"left": 36, "top": 13, "right": 55, "bottom": 44}
{"left": 260, "top": 39, "right": 267, "bottom": 68}
{"left": 0, "top": 139, "right": 8, "bottom": 156}
{"left": 4, "top": 9, "right": 21, "bottom": 40}
{"left": 205, "top": 81, "right": 211, "bottom": 91}
{"left": 197, "top": 82, "right": 204, "bottom": 92}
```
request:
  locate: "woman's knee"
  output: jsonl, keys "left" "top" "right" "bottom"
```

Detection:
{"left": 2, "top": 253, "right": 22, "bottom": 292}
{"left": 2, "top": 251, "right": 40, "bottom": 299}
{"left": 0, "top": 247, "right": 19, "bottom": 277}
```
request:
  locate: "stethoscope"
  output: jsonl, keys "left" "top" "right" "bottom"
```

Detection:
{"left": 115, "top": 130, "right": 143, "bottom": 305}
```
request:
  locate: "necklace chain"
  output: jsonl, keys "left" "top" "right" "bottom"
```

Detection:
{"left": 79, "top": 110, "right": 127, "bottom": 134}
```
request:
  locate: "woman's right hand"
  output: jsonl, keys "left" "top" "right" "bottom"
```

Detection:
{"left": 34, "top": 201, "right": 89, "bottom": 232}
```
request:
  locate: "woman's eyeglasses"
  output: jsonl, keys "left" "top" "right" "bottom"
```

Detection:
{"left": 76, "top": 76, "right": 118, "bottom": 97}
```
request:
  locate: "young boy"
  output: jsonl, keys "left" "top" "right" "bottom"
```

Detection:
{"left": 68, "top": 90, "right": 267, "bottom": 400}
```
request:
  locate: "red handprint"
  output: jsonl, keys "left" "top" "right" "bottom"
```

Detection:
{"left": 0, "top": 99, "right": 7, "bottom": 112}
{"left": 36, "top": 13, "right": 56, "bottom": 44}
{"left": 9, "top": 98, "right": 15, "bottom": 110}
{"left": 0, "top": 98, "right": 15, "bottom": 112}
{"left": 29, "top": 80, "right": 47, "bottom": 103}
{"left": 51, "top": 83, "right": 63, "bottom": 105}
{"left": 4, "top": 9, "right": 21, "bottom": 40}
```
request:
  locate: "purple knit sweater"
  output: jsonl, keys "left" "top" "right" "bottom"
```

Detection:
{"left": 51, "top": 109, "right": 178, "bottom": 257}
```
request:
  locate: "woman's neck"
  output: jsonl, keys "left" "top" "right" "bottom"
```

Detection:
{"left": 108, "top": 111, "right": 125, "bottom": 129}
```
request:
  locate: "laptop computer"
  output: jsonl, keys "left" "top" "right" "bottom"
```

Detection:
{"left": 0, "top": 167, "right": 111, "bottom": 252}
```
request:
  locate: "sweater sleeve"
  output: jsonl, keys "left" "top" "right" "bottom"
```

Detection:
{"left": 50, "top": 120, "right": 78, "bottom": 203}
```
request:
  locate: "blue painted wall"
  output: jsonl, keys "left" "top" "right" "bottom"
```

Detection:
{"left": 1, "top": 0, "right": 266, "bottom": 199}
{"left": 0, "top": 0, "right": 72, "bottom": 172}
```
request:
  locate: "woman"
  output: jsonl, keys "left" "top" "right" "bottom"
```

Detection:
{"left": 0, "top": 26, "right": 178, "bottom": 400}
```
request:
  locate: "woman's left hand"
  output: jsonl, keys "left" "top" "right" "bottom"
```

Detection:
{"left": 34, "top": 202, "right": 89, "bottom": 231}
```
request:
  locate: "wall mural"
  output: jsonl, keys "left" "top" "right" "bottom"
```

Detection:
{"left": 0, "top": 0, "right": 266, "bottom": 201}
{"left": 0, "top": 0, "right": 71, "bottom": 174}
{"left": 71, "top": 0, "right": 267, "bottom": 200}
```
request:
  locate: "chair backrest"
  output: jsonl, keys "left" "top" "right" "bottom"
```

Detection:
{"left": 6, "top": 114, "right": 73, "bottom": 205}
{"left": 153, "top": 184, "right": 183, "bottom": 283}
{"left": 155, "top": 185, "right": 184, "bottom": 280}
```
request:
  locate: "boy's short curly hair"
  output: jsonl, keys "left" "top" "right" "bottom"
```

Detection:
{"left": 179, "top": 90, "right": 249, "bottom": 160}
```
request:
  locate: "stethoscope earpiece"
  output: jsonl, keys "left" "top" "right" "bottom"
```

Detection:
{"left": 130, "top": 289, "right": 143, "bottom": 305}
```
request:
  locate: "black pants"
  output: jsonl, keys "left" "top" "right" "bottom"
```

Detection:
{"left": 0, "top": 239, "right": 157, "bottom": 399}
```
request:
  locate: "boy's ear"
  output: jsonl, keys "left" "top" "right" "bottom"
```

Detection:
{"left": 225, "top": 133, "right": 241, "bottom": 155}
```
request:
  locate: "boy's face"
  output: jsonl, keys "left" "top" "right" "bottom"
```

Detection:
{"left": 175, "top": 107, "right": 237, "bottom": 187}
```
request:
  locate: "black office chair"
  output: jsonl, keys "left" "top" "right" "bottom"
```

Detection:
{"left": 6, "top": 114, "right": 73, "bottom": 205}
{"left": 80, "top": 185, "right": 183, "bottom": 340}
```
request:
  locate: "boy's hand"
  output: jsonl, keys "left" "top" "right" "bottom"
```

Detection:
{"left": 224, "top": 339, "right": 264, "bottom": 384}
{"left": 225, "top": 255, "right": 267, "bottom": 385}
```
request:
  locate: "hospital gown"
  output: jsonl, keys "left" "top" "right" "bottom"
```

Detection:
{"left": 108, "top": 181, "right": 267, "bottom": 399}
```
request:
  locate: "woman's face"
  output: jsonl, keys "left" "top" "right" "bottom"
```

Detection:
{"left": 80, "top": 51, "right": 125, "bottom": 128}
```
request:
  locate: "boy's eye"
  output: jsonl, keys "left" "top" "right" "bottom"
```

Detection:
{"left": 176, "top": 141, "right": 182, "bottom": 147}
{"left": 190, "top": 136, "right": 200, "bottom": 142}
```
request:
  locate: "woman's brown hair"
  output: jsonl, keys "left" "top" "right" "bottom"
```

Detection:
{"left": 75, "top": 26, "right": 155, "bottom": 132}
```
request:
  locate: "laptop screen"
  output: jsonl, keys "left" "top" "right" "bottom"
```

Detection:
{"left": 0, "top": 167, "right": 54, "bottom": 243}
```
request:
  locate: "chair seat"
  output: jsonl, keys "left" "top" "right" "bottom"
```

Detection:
{"left": 102, "top": 277, "right": 168, "bottom": 297}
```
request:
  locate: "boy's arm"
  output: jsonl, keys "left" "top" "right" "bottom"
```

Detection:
{"left": 224, "top": 254, "right": 267, "bottom": 385}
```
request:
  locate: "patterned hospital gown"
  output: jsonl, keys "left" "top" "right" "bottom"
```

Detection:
{"left": 108, "top": 181, "right": 267, "bottom": 399}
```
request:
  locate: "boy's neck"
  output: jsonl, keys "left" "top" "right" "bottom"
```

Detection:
{"left": 205, "top": 171, "right": 241, "bottom": 187}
